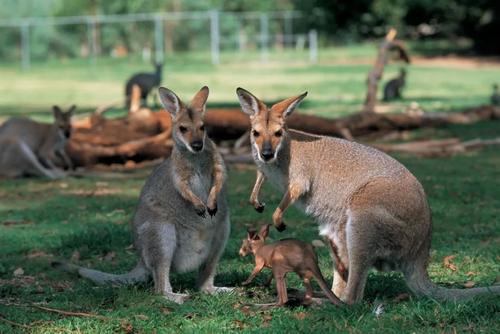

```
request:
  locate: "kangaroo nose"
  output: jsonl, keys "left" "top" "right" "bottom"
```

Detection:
{"left": 261, "top": 141, "right": 274, "bottom": 161}
{"left": 261, "top": 150, "right": 274, "bottom": 161}
{"left": 191, "top": 140, "right": 203, "bottom": 152}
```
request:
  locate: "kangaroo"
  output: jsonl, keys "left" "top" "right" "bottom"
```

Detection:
{"left": 125, "top": 63, "right": 163, "bottom": 107}
{"left": 383, "top": 68, "right": 406, "bottom": 101}
{"left": 0, "top": 105, "right": 74, "bottom": 179}
{"left": 52, "top": 86, "right": 231, "bottom": 304}
{"left": 491, "top": 84, "right": 500, "bottom": 106}
{"left": 239, "top": 224, "right": 344, "bottom": 306}
{"left": 236, "top": 87, "right": 500, "bottom": 305}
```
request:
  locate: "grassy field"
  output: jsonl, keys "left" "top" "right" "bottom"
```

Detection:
{"left": 0, "top": 47, "right": 499, "bottom": 333}
{"left": 1, "top": 45, "right": 500, "bottom": 121}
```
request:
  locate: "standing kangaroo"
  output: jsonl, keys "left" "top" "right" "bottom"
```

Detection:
{"left": 239, "top": 224, "right": 344, "bottom": 306}
{"left": 383, "top": 68, "right": 406, "bottom": 101}
{"left": 125, "top": 63, "right": 163, "bottom": 107}
{"left": 236, "top": 87, "right": 500, "bottom": 305}
{"left": 53, "top": 87, "right": 231, "bottom": 304}
{"left": 0, "top": 105, "right": 74, "bottom": 179}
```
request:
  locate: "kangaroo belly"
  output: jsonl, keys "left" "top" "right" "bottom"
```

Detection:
{"left": 172, "top": 224, "right": 214, "bottom": 273}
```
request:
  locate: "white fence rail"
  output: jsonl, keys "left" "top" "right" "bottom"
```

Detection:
{"left": 0, "top": 10, "right": 318, "bottom": 70}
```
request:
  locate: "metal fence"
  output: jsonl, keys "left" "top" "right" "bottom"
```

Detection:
{"left": 0, "top": 10, "right": 318, "bottom": 70}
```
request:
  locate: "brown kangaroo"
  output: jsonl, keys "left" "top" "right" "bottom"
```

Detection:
{"left": 236, "top": 87, "right": 500, "bottom": 305}
{"left": 239, "top": 224, "right": 344, "bottom": 306}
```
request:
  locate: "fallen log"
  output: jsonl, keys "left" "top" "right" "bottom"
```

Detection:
{"left": 373, "top": 137, "right": 500, "bottom": 157}
{"left": 66, "top": 104, "right": 499, "bottom": 168}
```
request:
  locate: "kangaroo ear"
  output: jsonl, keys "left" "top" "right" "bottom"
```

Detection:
{"left": 258, "top": 224, "right": 271, "bottom": 239}
{"left": 247, "top": 229, "right": 257, "bottom": 240}
{"left": 190, "top": 86, "right": 209, "bottom": 114}
{"left": 236, "top": 87, "right": 265, "bottom": 117}
{"left": 67, "top": 105, "right": 76, "bottom": 116}
{"left": 158, "top": 87, "right": 182, "bottom": 116}
{"left": 53, "top": 105, "right": 63, "bottom": 120}
{"left": 271, "top": 92, "right": 308, "bottom": 118}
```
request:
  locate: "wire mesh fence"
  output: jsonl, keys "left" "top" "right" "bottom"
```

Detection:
{"left": 0, "top": 10, "right": 318, "bottom": 70}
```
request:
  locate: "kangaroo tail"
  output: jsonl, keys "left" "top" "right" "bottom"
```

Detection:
{"left": 310, "top": 262, "right": 344, "bottom": 306}
{"left": 404, "top": 262, "right": 500, "bottom": 302}
{"left": 51, "top": 260, "right": 149, "bottom": 286}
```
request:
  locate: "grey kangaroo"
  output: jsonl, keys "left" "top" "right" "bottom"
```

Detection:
{"left": 383, "top": 68, "right": 406, "bottom": 101}
{"left": 53, "top": 86, "right": 231, "bottom": 304}
{"left": 0, "top": 105, "right": 74, "bottom": 179}
{"left": 236, "top": 87, "right": 500, "bottom": 305}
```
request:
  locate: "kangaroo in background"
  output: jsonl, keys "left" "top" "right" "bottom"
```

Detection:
{"left": 239, "top": 224, "right": 344, "bottom": 306}
{"left": 383, "top": 68, "right": 406, "bottom": 101}
{"left": 125, "top": 63, "right": 163, "bottom": 108}
{"left": 0, "top": 105, "right": 74, "bottom": 179}
{"left": 491, "top": 84, "right": 500, "bottom": 105}
{"left": 236, "top": 87, "right": 500, "bottom": 305}
{"left": 53, "top": 86, "right": 231, "bottom": 304}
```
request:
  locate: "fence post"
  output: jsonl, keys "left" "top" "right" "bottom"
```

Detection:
{"left": 308, "top": 29, "right": 318, "bottom": 63}
{"left": 87, "top": 19, "right": 97, "bottom": 64}
{"left": 284, "top": 12, "right": 293, "bottom": 47}
{"left": 210, "top": 10, "right": 220, "bottom": 65}
{"left": 154, "top": 15, "right": 164, "bottom": 64}
{"left": 260, "top": 13, "right": 269, "bottom": 62}
{"left": 21, "top": 22, "right": 30, "bottom": 70}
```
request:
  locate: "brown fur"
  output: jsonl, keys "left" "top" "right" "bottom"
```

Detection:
{"left": 0, "top": 105, "right": 74, "bottom": 179}
{"left": 53, "top": 87, "right": 231, "bottom": 304}
{"left": 239, "top": 224, "right": 344, "bottom": 306}
{"left": 236, "top": 87, "right": 500, "bottom": 305}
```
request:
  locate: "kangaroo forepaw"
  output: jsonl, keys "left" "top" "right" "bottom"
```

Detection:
{"left": 207, "top": 203, "right": 218, "bottom": 217}
{"left": 254, "top": 202, "right": 265, "bottom": 213}
{"left": 275, "top": 222, "right": 286, "bottom": 232}
{"left": 195, "top": 205, "right": 207, "bottom": 218}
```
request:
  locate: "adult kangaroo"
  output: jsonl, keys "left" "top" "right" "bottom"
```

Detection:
{"left": 236, "top": 87, "right": 500, "bottom": 305}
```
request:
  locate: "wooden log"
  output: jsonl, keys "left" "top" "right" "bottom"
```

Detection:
{"left": 66, "top": 104, "right": 499, "bottom": 167}
{"left": 372, "top": 137, "right": 500, "bottom": 157}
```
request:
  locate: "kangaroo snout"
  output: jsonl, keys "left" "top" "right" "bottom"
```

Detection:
{"left": 260, "top": 141, "right": 274, "bottom": 161}
{"left": 190, "top": 140, "right": 204, "bottom": 152}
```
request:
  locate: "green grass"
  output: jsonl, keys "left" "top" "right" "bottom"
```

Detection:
{"left": 0, "top": 120, "right": 499, "bottom": 333}
{"left": 1, "top": 45, "right": 499, "bottom": 333}
{"left": 1, "top": 46, "right": 499, "bottom": 122}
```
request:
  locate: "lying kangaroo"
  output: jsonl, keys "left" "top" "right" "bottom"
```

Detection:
{"left": 383, "top": 68, "right": 406, "bottom": 101}
{"left": 239, "top": 224, "right": 344, "bottom": 306}
{"left": 53, "top": 86, "right": 231, "bottom": 304}
{"left": 236, "top": 87, "right": 500, "bottom": 305}
{"left": 0, "top": 105, "right": 74, "bottom": 179}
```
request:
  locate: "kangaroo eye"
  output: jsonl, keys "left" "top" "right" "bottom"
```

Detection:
{"left": 179, "top": 126, "right": 188, "bottom": 133}
{"left": 200, "top": 125, "right": 205, "bottom": 131}
{"left": 275, "top": 130, "right": 283, "bottom": 137}
{"left": 252, "top": 130, "right": 260, "bottom": 137}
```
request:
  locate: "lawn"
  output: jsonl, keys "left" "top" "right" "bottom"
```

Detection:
{"left": 0, "top": 46, "right": 499, "bottom": 333}
{"left": 1, "top": 45, "right": 499, "bottom": 121}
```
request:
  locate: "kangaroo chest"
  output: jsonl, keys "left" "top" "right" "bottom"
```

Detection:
{"left": 188, "top": 168, "right": 212, "bottom": 202}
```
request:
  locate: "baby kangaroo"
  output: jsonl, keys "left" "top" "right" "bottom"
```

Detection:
{"left": 239, "top": 224, "right": 344, "bottom": 307}
{"left": 53, "top": 86, "right": 231, "bottom": 304}
{"left": 0, "top": 105, "right": 74, "bottom": 179}
{"left": 236, "top": 87, "right": 500, "bottom": 305}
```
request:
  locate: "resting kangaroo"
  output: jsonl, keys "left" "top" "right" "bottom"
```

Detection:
{"left": 239, "top": 224, "right": 344, "bottom": 306}
{"left": 53, "top": 86, "right": 231, "bottom": 304}
{"left": 0, "top": 105, "right": 74, "bottom": 179}
{"left": 236, "top": 87, "right": 500, "bottom": 305}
